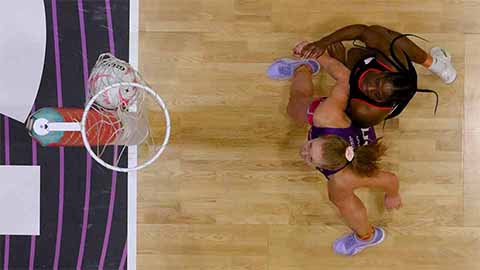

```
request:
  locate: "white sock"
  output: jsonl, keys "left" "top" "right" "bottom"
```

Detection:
{"left": 428, "top": 57, "right": 444, "bottom": 74}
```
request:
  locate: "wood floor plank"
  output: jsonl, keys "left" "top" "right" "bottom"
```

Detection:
{"left": 138, "top": 0, "right": 475, "bottom": 268}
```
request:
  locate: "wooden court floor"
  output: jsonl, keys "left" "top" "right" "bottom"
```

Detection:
{"left": 137, "top": 1, "right": 480, "bottom": 269}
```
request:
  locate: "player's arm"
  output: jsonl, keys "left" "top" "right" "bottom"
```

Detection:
{"left": 303, "top": 24, "right": 426, "bottom": 64}
{"left": 301, "top": 25, "right": 368, "bottom": 58}
{"left": 361, "top": 171, "right": 402, "bottom": 210}
{"left": 316, "top": 53, "right": 350, "bottom": 108}
{"left": 312, "top": 54, "right": 351, "bottom": 126}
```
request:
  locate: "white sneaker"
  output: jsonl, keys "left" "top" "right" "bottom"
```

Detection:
{"left": 428, "top": 47, "right": 457, "bottom": 84}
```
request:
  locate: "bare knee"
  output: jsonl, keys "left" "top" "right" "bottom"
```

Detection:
{"left": 286, "top": 103, "right": 307, "bottom": 126}
{"left": 286, "top": 102, "right": 296, "bottom": 119}
{"left": 287, "top": 93, "right": 313, "bottom": 125}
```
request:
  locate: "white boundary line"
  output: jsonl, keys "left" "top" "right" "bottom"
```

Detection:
{"left": 128, "top": 0, "right": 139, "bottom": 268}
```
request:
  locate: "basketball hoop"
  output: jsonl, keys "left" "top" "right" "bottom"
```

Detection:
{"left": 82, "top": 82, "right": 170, "bottom": 172}
{"left": 27, "top": 53, "right": 171, "bottom": 172}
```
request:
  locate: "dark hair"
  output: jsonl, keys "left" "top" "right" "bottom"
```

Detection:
{"left": 321, "top": 136, "right": 387, "bottom": 177}
{"left": 381, "top": 72, "right": 415, "bottom": 101}
{"left": 355, "top": 34, "right": 439, "bottom": 114}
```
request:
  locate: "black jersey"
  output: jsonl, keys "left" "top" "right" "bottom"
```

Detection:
{"left": 348, "top": 56, "right": 417, "bottom": 120}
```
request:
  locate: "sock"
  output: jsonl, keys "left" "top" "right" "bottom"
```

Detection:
{"left": 294, "top": 64, "right": 313, "bottom": 74}
{"left": 422, "top": 55, "right": 434, "bottom": 68}
{"left": 357, "top": 226, "right": 375, "bottom": 241}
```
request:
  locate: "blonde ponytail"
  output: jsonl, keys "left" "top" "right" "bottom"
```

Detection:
{"left": 321, "top": 136, "right": 387, "bottom": 177}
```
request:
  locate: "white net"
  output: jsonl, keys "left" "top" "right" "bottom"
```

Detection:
{"left": 82, "top": 53, "right": 170, "bottom": 172}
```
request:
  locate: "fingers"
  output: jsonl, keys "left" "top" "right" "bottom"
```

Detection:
{"left": 303, "top": 47, "right": 317, "bottom": 59}
{"left": 293, "top": 45, "right": 304, "bottom": 57}
{"left": 300, "top": 44, "right": 325, "bottom": 59}
{"left": 390, "top": 200, "right": 402, "bottom": 210}
{"left": 302, "top": 49, "right": 311, "bottom": 59}
{"left": 384, "top": 196, "right": 402, "bottom": 211}
{"left": 293, "top": 40, "right": 310, "bottom": 56}
{"left": 305, "top": 49, "right": 316, "bottom": 59}
{"left": 307, "top": 49, "right": 323, "bottom": 59}
{"left": 299, "top": 45, "right": 310, "bottom": 58}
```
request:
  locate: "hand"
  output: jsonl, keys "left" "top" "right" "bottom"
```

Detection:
{"left": 326, "top": 42, "right": 346, "bottom": 64}
{"left": 293, "top": 41, "right": 310, "bottom": 57}
{"left": 384, "top": 193, "right": 402, "bottom": 210}
{"left": 300, "top": 40, "right": 328, "bottom": 59}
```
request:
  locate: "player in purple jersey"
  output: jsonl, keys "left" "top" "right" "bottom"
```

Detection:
{"left": 268, "top": 52, "right": 402, "bottom": 256}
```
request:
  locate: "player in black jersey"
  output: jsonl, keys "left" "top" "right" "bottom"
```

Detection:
{"left": 295, "top": 24, "right": 456, "bottom": 127}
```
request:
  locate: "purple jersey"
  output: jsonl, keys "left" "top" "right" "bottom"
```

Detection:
{"left": 308, "top": 124, "right": 377, "bottom": 178}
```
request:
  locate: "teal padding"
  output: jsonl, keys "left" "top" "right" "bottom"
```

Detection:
{"left": 30, "top": 108, "right": 65, "bottom": 146}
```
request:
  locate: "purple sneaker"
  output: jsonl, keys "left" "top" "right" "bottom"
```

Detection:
{"left": 267, "top": 58, "right": 320, "bottom": 80}
{"left": 333, "top": 226, "right": 385, "bottom": 256}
